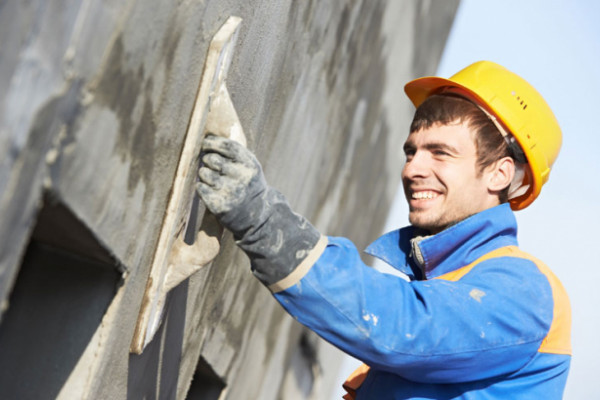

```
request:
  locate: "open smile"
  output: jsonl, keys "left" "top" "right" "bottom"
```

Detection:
{"left": 411, "top": 190, "right": 440, "bottom": 200}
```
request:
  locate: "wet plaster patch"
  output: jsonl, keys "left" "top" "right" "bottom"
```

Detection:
{"left": 470, "top": 289, "right": 486, "bottom": 303}
{"left": 94, "top": 35, "right": 157, "bottom": 198}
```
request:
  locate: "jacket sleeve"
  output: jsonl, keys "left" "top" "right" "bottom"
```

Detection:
{"left": 272, "top": 236, "right": 554, "bottom": 384}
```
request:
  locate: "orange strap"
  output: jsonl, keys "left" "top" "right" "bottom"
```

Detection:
{"left": 342, "top": 363, "right": 370, "bottom": 400}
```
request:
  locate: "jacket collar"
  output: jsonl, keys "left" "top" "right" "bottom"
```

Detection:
{"left": 364, "top": 204, "right": 519, "bottom": 280}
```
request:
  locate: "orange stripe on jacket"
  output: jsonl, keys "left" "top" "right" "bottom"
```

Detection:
{"left": 523, "top": 254, "right": 571, "bottom": 355}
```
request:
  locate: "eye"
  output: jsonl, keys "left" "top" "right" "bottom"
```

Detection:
{"left": 433, "top": 150, "right": 448, "bottom": 156}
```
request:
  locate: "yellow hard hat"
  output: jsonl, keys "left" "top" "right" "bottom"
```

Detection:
{"left": 404, "top": 61, "right": 562, "bottom": 210}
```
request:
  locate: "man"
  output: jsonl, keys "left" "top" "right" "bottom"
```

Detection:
{"left": 196, "top": 61, "right": 571, "bottom": 399}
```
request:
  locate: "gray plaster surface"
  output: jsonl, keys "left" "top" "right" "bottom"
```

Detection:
{"left": 0, "top": 0, "right": 459, "bottom": 398}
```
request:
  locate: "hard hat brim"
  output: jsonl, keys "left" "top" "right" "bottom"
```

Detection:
{"left": 405, "top": 76, "right": 477, "bottom": 108}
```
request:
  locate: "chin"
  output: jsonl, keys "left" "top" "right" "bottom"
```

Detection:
{"left": 409, "top": 215, "right": 450, "bottom": 235}
{"left": 409, "top": 219, "right": 437, "bottom": 234}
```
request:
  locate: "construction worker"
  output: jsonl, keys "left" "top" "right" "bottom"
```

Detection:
{"left": 196, "top": 61, "right": 571, "bottom": 399}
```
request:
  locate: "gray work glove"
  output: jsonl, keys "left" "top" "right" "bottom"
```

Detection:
{"left": 196, "top": 135, "right": 321, "bottom": 287}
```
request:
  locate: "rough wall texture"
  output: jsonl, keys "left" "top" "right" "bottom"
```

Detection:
{"left": 0, "top": 0, "right": 458, "bottom": 399}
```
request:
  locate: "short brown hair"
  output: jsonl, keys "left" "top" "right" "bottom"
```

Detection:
{"left": 410, "top": 94, "right": 511, "bottom": 201}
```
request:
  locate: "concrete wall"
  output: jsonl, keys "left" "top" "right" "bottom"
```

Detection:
{"left": 0, "top": 0, "right": 458, "bottom": 398}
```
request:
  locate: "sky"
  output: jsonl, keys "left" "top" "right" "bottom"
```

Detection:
{"left": 336, "top": 1, "right": 600, "bottom": 399}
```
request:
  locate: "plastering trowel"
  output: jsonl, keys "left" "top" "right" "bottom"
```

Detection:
{"left": 130, "top": 16, "right": 246, "bottom": 354}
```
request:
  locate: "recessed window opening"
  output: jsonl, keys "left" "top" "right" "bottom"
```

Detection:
{"left": 186, "top": 356, "right": 226, "bottom": 400}
{"left": 0, "top": 193, "right": 121, "bottom": 399}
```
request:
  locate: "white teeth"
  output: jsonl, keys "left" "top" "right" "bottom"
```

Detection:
{"left": 412, "top": 191, "right": 437, "bottom": 199}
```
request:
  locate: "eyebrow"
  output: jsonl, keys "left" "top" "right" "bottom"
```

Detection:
{"left": 403, "top": 141, "right": 460, "bottom": 155}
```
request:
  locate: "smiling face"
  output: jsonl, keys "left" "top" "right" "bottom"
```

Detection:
{"left": 402, "top": 121, "right": 504, "bottom": 234}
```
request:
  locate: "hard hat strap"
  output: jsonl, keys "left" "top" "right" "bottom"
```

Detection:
{"left": 473, "top": 105, "right": 527, "bottom": 162}
{"left": 472, "top": 105, "right": 531, "bottom": 199}
{"left": 507, "top": 163, "right": 531, "bottom": 200}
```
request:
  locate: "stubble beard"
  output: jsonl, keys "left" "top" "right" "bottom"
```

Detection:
{"left": 408, "top": 207, "right": 466, "bottom": 235}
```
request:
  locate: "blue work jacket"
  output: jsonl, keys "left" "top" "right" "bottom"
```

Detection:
{"left": 270, "top": 204, "right": 571, "bottom": 399}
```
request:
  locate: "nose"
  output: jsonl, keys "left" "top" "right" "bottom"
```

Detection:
{"left": 402, "top": 151, "right": 430, "bottom": 180}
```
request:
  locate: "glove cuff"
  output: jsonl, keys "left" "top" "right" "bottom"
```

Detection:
{"left": 267, "top": 235, "right": 328, "bottom": 293}
{"left": 234, "top": 187, "right": 323, "bottom": 287}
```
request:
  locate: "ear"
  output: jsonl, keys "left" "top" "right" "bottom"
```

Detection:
{"left": 487, "top": 157, "right": 515, "bottom": 193}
